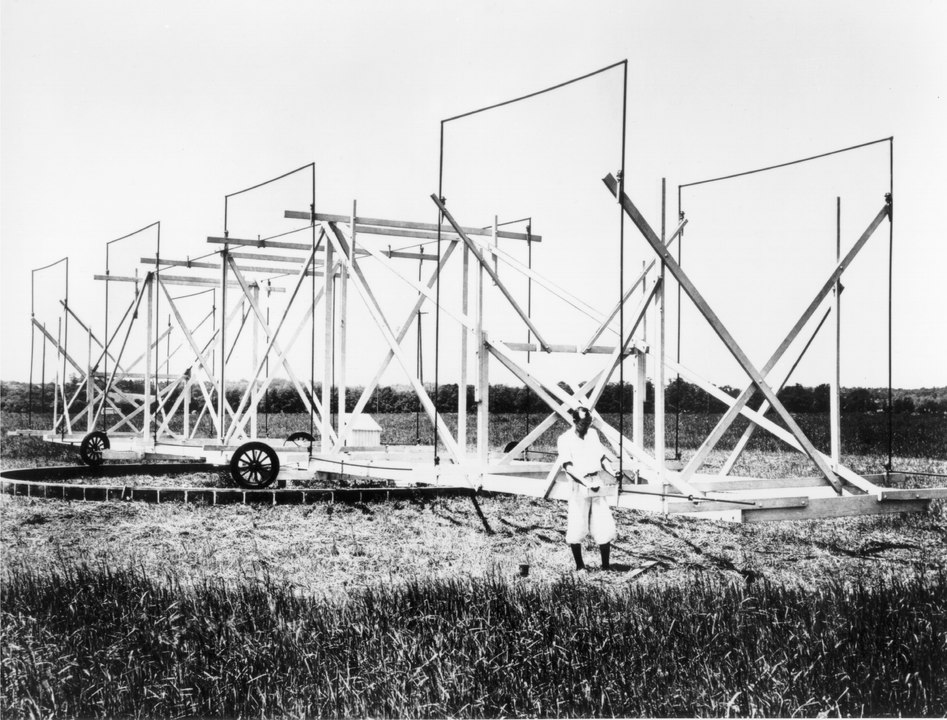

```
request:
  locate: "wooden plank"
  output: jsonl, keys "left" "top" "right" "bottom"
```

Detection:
{"left": 743, "top": 495, "right": 928, "bottom": 522}
{"left": 879, "top": 488, "right": 947, "bottom": 501}
{"left": 501, "top": 342, "right": 633, "bottom": 355}
{"left": 687, "top": 474, "right": 829, "bottom": 492}
{"left": 284, "top": 210, "right": 542, "bottom": 242}
{"left": 667, "top": 495, "right": 809, "bottom": 514}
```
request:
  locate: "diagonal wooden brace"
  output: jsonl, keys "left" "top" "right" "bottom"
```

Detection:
{"left": 431, "top": 194, "right": 551, "bottom": 351}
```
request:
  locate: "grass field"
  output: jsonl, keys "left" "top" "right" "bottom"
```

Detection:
{"left": 2, "top": 411, "right": 946, "bottom": 717}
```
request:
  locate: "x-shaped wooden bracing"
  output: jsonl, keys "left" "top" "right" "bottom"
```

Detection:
{"left": 323, "top": 221, "right": 462, "bottom": 461}
{"left": 222, "top": 244, "right": 337, "bottom": 446}
{"left": 603, "top": 173, "right": 891, "bottom": 495}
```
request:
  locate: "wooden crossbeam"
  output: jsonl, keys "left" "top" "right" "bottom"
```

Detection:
{"left": 206, "top": 236, "right": 370, "bottom": 256}
{"left": 501, "top": 342, "right": 635, "bottom": 355}
{"left": 95, "top": 273, "right": 287, "bottom": 292}
{"left": 284, "top": 210, "right": 541, "bottom": 242}
{"left": 141, "top": 256, "right": 334, "bottom": 278}
{"left": 604, "top": 173, "right": 867, "bottom": 493}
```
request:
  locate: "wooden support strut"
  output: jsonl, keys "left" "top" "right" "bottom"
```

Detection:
{"left": 602, "top": 174, "right": 892, "bottom": 494}
{"left": 431, "top": 195, "right": 551, "bottom": 352}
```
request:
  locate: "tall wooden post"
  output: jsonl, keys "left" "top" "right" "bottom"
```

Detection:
{"left": 340, "top": 201, "right": 354, "bottom": 435}
{"left": 144, "top": 274, "right": 153, "bottom": 443}
{"left": 654, "top": 180, "right": 667, "bottom": 482}
{"left": 53, "top": 319, "right": 61, "bottom": 433}
{"left": 183, "top": 373, "right": 190, "bottom": 439}
{"left": 830, "top": 196, "right": 842, "bottom": 465}
{"left": 218, "top": 248, "right": 228, "bottom": 443}
{"left": 476, "top": 218, "right": 492, "bottom": 463}
{"left": 322, "top": 238, "right": 335, "bottom": 452}
{"left": 458, "top": 243, "right": 469, "bottom": 455}
{"left": 634, "top": 349, "right": 645, "bottom": 448}
{"left": 87, "top": 328, "right": 94, "bottom": 431}
{"left": 250, "top": 283, "right": 260, "bottom": 439}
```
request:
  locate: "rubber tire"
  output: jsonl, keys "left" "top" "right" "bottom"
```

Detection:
{"left": 286, "top": 431, "right": 316, "bottom": 446}
{"left": 79, "top": 431, "right": 110, "bottom": 466}
{"left": 230, "top": 441, "right": 280, "bottom": 489}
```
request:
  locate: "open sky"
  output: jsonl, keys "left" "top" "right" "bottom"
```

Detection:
{"left": 2, "top": 1, "right": 944, "bottom": 393}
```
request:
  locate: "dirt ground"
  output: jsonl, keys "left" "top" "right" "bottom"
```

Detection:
{"left": 2, "top": 486, "right": 945, "bottom": 600}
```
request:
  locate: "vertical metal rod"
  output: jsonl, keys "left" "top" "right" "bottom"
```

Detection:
{"left": 618, "top": 59, "right": 628, "bottom": 480}
{"left": 310, "top": 167, "right": 316, "bottom": 449}
{"left": 830, "top": 197, "right": 842, "bottom": 465}
{"left": 887, "top": 137, "right": 894, "bottom": 474}
{"left": 62, "top": 259, "right": 69, "bottom": 437}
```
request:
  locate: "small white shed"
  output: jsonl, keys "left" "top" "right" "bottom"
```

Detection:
{"left": 348, "top": 414, "right": 382, "bottom": 447}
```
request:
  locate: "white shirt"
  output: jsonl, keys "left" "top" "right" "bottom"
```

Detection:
{"left": 557, "top": 428, "right": 606, "bottom": 478}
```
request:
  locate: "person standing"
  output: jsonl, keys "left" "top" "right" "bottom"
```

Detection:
{"left": 556, "top": 405, "right": 619, "bottom": 572}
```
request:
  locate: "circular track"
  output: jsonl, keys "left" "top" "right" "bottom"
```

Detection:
{"left": 286, "top": 431, "right": 316, "bottom": 446}
{"left": 230, "top": 441, "right": 280, "bottom": 489}
{"left": 79, "top": 431, "right": 110, "bottom": 466}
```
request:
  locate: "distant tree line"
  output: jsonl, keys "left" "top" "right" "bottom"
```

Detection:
{"left": 3, "top": 378, "right": 945, "bottom": 415}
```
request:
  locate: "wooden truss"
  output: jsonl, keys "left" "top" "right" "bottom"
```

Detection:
{"left": 19, "top": 170, "right": 945, "bottom": 521}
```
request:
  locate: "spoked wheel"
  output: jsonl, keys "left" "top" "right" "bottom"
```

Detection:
{"left": 230, "top": 441, "right": 280, "bottom": 489}
{"left": 79, "top": 431, "right": 110, "bottom": 466}
{"left": 286, "top": 431, "right": 316, "bottom": 446}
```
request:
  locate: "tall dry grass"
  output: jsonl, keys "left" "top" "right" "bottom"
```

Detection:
{"left": 2, "top": 563, "right": 945, "bottom": 718}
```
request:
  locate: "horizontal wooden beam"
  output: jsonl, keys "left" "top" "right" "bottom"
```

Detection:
{"left": 207, "top": 236, "right": 371, "bottom": 257}
{"left": 141, "top": 256, "right": 335, "bottom": 278}
{"left": 285, "top": 210, "right": 541, "bottom": 242}
{"left": 742, "top": 495, "right": 928, "bottom": 522}
{"left": 94, "top": 274, "right": 286, "bottom": 292}
{"left": 501, "top": 341, "right": 635, "bottom": 355}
